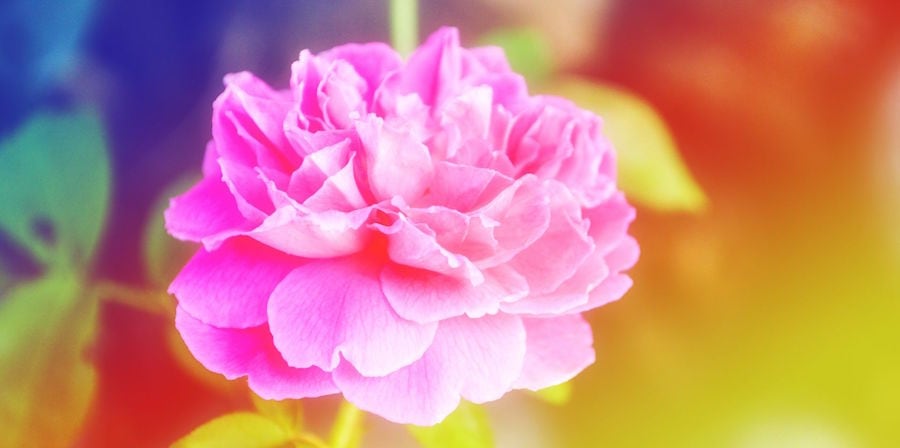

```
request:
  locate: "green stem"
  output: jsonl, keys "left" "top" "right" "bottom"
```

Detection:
{"left": 329, "top": 401, "right": 364, "bottom": 448}
{"left": 93, "top": 281, "right": 169, "bottom": 316}
{"left": 390, "top": 0, "right": 418, "bottom": 56}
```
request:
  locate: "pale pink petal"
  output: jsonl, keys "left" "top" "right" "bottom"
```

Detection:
{"left": 267, "top": 257, "right": 438, "bottom": 376}
{"left": 505, "top": 183, "right": 594, "bottom": 293}
{"left": 212, "top": 72, "right": 297, "bottom": 169}
{"left": 422, "top": 161, "right": 513, "bottom": 211}
{"left": 169, "top": 238, "right": 300, "bottom": 328}
{"left": 564, "top": 274, "right": 633, "bottom": 314}
{"left": 175, "top": 307, "right": 337, "bottom": 399}
{"left": 322, "top": 42, "right": 402, "bottom": 103}
{"left": 500, "top": 249, "right": 608, "bottom": 315}
{"left": 218, "top": 158, "right": 274, "bottom": 219}
{"left": 382, "top": 264, "right": 527, "bottom": 323}
{"left": 318, "top": 60, "right": 367, "bottom": 129}
{"left": 585, "top": 192, "right": 636, "bottom": 255}
{"left": 356, "top": 116, "right": 434, "bottom": 203}
{"left": 333, "top": 314, "right": 525, "bottom": 425}
{"left": 375, "top": 214, "right": 483, "bottom": 282}
{"left": 165, "top": 175, "right": 248, "bottom": 243}
{"left": 606, "top": 235, "right": 640, "bottom": 272}
{"left": 474, "top": 175, "right": 551, "bottom": 267}
{"left": 290, "top": 50, "right": 327, "bottom": 130}
{"left": 250, "top": 206, "right": 372, "bottom": 258}
{"left": 301, "top": 153, "right": 368, "bottom": 212}
{"left": 287, "top": 137, "right": 353, "bottom": 203}
{"left": 401, "top": 27, "right": 461, "bottom": 106}
{"left": 513, "top": 315, "right": 595, "bottom": 390}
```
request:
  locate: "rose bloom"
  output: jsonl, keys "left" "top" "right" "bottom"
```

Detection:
{"left": 166, "top": 27, "right": 638, "bottom": 425}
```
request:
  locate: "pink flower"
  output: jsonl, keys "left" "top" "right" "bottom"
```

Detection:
{"left": 166, "top": 27, "right": 638, "bottom": 425}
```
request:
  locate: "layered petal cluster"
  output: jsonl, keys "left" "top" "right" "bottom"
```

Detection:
{"left": 166, "top": 27, "right": 638, "bottom": 425}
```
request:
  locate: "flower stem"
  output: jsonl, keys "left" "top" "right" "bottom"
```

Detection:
{"left": 329, "top": 400, "right": 364, "bottom": 448}
{"left": 93, "top": 281, "right": 169, "bottom": 316}
{"left": 390, "top": 0, "right": 418, "bottom": 56}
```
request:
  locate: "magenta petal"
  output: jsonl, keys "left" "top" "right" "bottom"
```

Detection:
{"left": 513, "top": 315, "right": 595, "bottom": 390}
{"left": 175, "top": 307, "right": 337, "bottom": 399}
{"left": 169, "top": 238, "right": 300, "bottom": 328}
{"left": 165, "top": 175, "right": 248, "bottom": 243}
{"left": 382, "top": 264, "right": 527, "bottom": 323}
{"left": 267, "top": 257, "right": 438, "bottom": 376}
{"left": 333, "top": 314, "right": 525, "bottom": 425}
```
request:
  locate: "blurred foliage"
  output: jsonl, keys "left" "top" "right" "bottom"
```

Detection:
{"left": 0, "top": 0, "right": 96, "bottom": 135}
{"left": 0, "top": 110, "right": 109, "bottom": 447}
{"left": 532, "top": 381, "right": 572, "bottom": 406}
{"left": 409, "top": 401, "right": 494, "bottom": 448}
{"left": 172, "top": 412, "right": 295, "bottom": 448}
{"left": 0, "top": 270, "right": 98, "bottom": 448}
{"left": 478, "top": 28, "right": 553, "bottom": 83}
{"left": 482, "top": 28, "right": 707, "bottom": 213}
{"left": 544, "top": 77, "right": 707, "bottom": 212}
{"left": 0, "top": 111, "right": 110, "bottom": 267}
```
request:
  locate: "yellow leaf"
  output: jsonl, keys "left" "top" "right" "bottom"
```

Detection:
{"left": 172, "top": 412, "right": 292, "bottom": 448}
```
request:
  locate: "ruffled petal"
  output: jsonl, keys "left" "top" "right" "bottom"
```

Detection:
{"left": 333, "top": 313, "right": 525, "bottom": 425}
{"left": 212, "top": 72, "right": 297, "bottom": 169}
{"left": 249, "top": 206, "right": 372, "bottom": 258}
{"left": 382, "top": 264, "right": 527, "bottom": 323}
{"left": 169, "top": 238, "right": 300, "bottom": 328}
{"left": 356, "top": 116, "right": 434, "bottom": 203}
{"left": 267, "top": 257, "right": 438, "bottom": 376}
{"left": 513, "top": 315, "right": 595, "bottom": 390}
{"left": 165, "top": 175, "right": 249, "bottom": 243}
{"left": 175, "top": 307, "right": 337, "bottom": 399}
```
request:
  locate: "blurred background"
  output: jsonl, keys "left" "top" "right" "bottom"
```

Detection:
{"left": 1, "top": 0, "right": 899, "bottom": 446}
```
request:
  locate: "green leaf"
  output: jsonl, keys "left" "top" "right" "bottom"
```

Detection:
{"left": 251, "top": 395, "right": 304, "bottom": 436}
{"left": 0, "top": 269, "right": 98, "bottom": 448}
{"left": 544, "top": 77, "right": 708, "bottom": 212}
{"left": 0, "top": 109, "right": 110, "bottom": 268}
{"left": 533, "top": 381, "right": 573, "bottom": 405}
{"left": 172, "top": 412, "right": 293, "bottom": 448}
{"left": 409, "top": 401, "right": 494, "bottom": 448}
{"left": 479, "top": 28, "right": 554, "bottom": 84}
{"left": 142, "top": 175, "right": 199, "bottom": 287}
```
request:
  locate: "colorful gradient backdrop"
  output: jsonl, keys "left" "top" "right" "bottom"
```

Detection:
{"left": 1, "top": 1, "right": 899, "bottom": 446}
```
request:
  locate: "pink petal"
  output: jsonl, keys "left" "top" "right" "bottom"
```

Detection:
{"left": 422, "top": 161, "right": 513, "bottom": 212}
{"left": 333, "top": 314, "right": 525, "bottom": 425}
{"left": 505, "top": 183, "right": 594, "bottom": 293}
{"left": 356, "top": 116, "right": 434, "bottom": 203}
{"left": 513, "top": 315, "right": 595, "bottom": 390}
{"left": 318, "top": 60, "right": 367, "bottom": 129}
{"left": 375, "top": 213, "right": 483, "bottom": 282}
{"left": 322, "top": 42, "right": 402, "bottom": 104}
{"left": 301, "top": 153, "right": 368, "bottom": 212}
{"left": 585, "top": 192, "right": 636, "bottom": 256}
{"left": 500, "top": 249, "right": 608, "bottom": 315}
{"left": 212, "top": 72, "right": 297, "bottom": 169}
{"left": 169, "top": 238, "right": 300, "bottom": 328}
{"left": 165, "top": 175, "right": 249, "bottom": 243}
{"left": 401, "top": 27, "right": 461, "bottom": 106}
{"left": 564, "top": 274, "right": 633, "bottom": 314}
{"left": 249, "top": 206, "right": 372, "bottom": 258}
{"left": 218, "top": 158, "right": 274, "bottom": 219}
{"left": 474, "top": 175, "right": 552, "bottom": 267}
{"left": 175, "top": 307, "right": 337, "bottom": 399}
{"left": 382, "top": 264, "right": 528, "bottom": 323}
{"left": 267, "top": 257, "right": 438, "bottom": 376}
